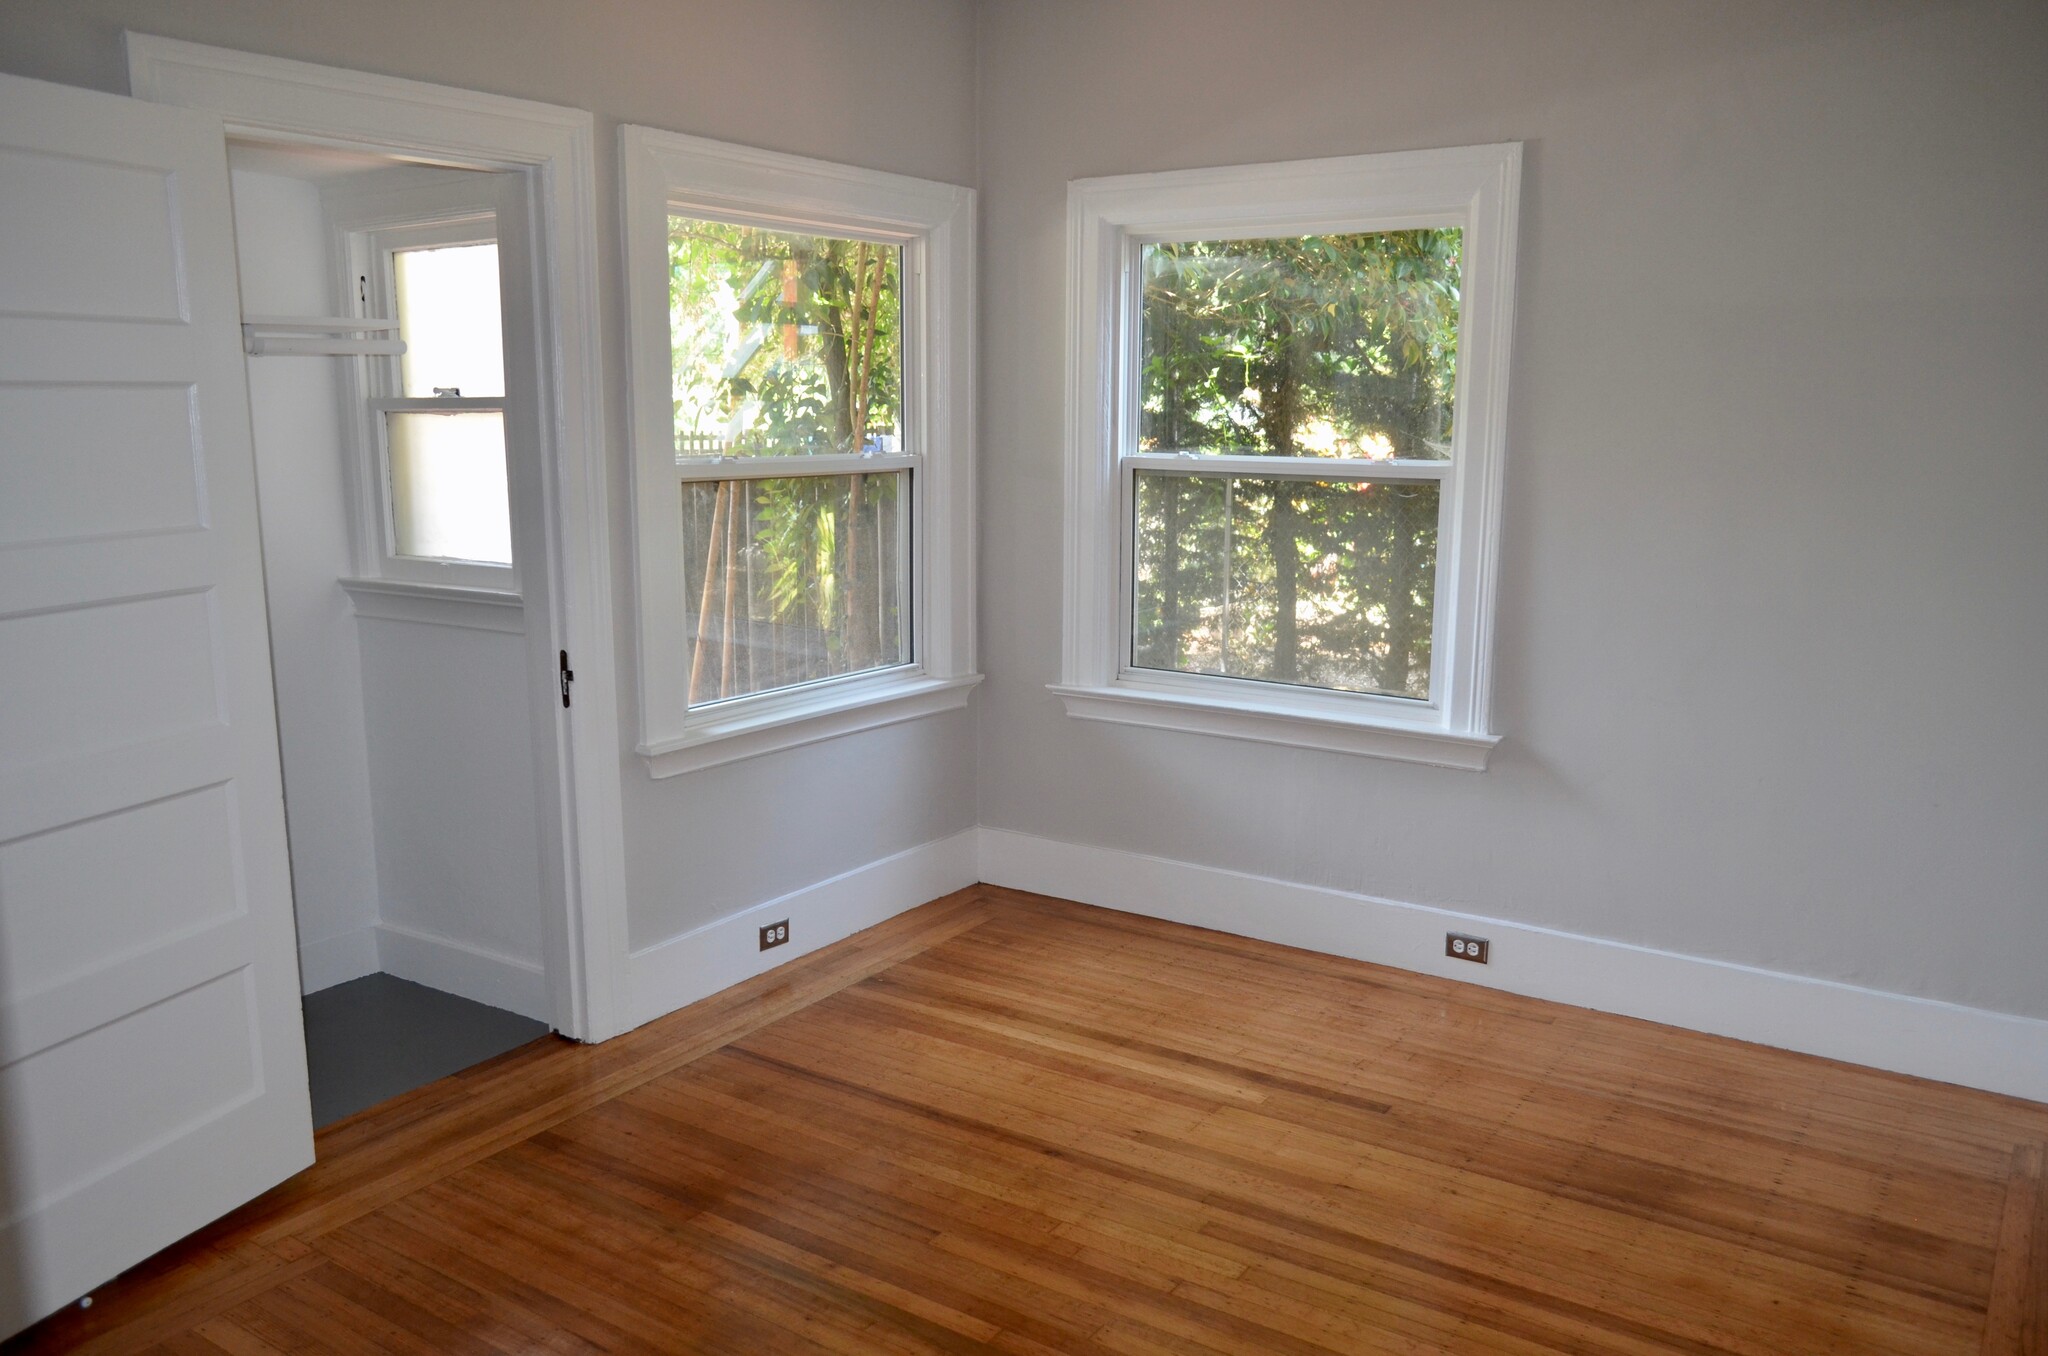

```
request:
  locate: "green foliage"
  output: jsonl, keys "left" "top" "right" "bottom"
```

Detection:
{"left": 669, "top": 218, "right": 901, "bottom": 456}
{"left": 669, "top": 219, "right": 906, "bottom": 703}
{"left": 668, "top": 219, "right": 1460, "bottom": 706}
{"left": 680, "top": 472, "right": 903, "bottom": 705}
{"left": 1133, "top": 230, "right": 1460, "bottom": 698}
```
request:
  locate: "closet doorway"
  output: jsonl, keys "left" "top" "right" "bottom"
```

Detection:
{"left": 226, "top": 139, "right": 556, "bottom": 1125}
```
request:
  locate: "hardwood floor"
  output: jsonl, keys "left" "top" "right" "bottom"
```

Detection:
{"left": 9, "top": 886, "right": 2045, "bottom": 1354}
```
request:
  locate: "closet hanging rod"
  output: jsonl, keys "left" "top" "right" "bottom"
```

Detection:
{"left": 242, "top": 315, "right": 400, "bottom": 332}
{"left": 241, "top": 316, "right": 406, "bottom": 358}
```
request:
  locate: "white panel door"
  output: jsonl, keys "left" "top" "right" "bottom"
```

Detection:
{"left": 0, "top": 73, "right": 313, "bottom": 1336}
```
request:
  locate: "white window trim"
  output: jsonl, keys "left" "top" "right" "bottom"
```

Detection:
{"left": 330, "top": 179, "right": 523, "bottom": 593}
{"left": 620, "top": 127, "right": 979, "bottom": 777}
{"left": 338, "top": 575, "right": 526, "bottom": 634}
{"left": 1057, "top": 143, "right": 1522, "bottom": 772}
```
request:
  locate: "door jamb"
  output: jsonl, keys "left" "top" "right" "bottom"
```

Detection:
{"left": 126, "top": 33, "right": 631, "bottom": 1041}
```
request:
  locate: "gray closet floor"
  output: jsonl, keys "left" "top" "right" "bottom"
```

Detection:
{"left": 302, "top": 974, "right": 549, "bottom": 1128}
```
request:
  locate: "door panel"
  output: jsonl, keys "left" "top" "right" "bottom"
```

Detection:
{"left": 0, "top": 146, "right": 186, "bottom": 320}
{"left": 0, "top": 382, "right": 207, "bottom": 545}
{"left": 0, "top": 72, "right": 313, "bottom": 1336}
{"left": 0, "top": 786, "right": 243, "bottom": 994}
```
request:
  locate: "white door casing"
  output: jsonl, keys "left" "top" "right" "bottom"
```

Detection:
{"left": 125, "top": 34, "right": 630, "bottom": 1042}
{"left": 0, "top": 72, "right": 314, "bottom": 1335}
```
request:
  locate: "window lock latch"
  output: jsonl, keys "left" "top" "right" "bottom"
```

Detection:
{"left": 558, "top": 650, "right": 574, "bottom": 708}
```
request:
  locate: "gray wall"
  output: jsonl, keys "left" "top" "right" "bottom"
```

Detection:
{"left": 974, "top": 0, "right": 2048, "bottom": 1020}
{"left": 8, "top": 0, "right": 2043, "bottom": 1024}
{"left": 356, "top": 615, "right": 547, "bottom": 965}
{"left": 0, "top": 0, "right": 982, "bottom": 958}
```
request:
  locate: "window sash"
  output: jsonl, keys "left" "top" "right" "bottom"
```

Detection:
{"left": 1110, "top": 219, "right": 1463, "bottom": 690}
{"left": 372, "top": 395, "right": 514, "bottom": 570}
{"left": 670, "top": 462, "right": 923, "bottom": 689}
{"left": 1121, "top": 453, "right": 1447, "bottom": 484}
{"left": 678, "top": 468, "right": 918, "bottom": 711}
{"left": 1110, "top": 663, "right": 1439, "bottom": 718}
{"left": 673, "top": 451, "right": 918, "bottom": 484}
{"left": 365, "top": 216, "right": 498, "bottom": 405}
{"left": 373, "top": 408, "right": 513, "bottom": 569}
{"left": 336, "top": 203, "right": 522, "bottom": 590}
{"left": 662, "top": 211, "right": 923, "bottom": 701}
{"left": 372, "top": 396, "right": 504, "bottom": 415}
{"left": 689, "top": 658, "right": 919, "bottom": 711}
{"left": 660, "top": 209, "right": 915, "bottom": 458}
{"left": 1118, "top": 465, "right": 1450, "bottom": 710}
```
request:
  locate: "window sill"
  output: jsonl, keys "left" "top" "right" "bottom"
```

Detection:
{"left": 340, "top": 577, "right": 524, "bottom": 634}
{"left": 1048, "top": 681, "right": 1499, "bottom": 771}
{"left": 639, "top": 672, "right": 982, "bottom": 778}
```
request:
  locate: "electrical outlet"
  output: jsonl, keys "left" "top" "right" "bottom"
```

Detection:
{"left": 759, "top": 920, "right": 789, "bottom": 951}
{"left": 1445, "top": 932, "right": 1489, "bottom": 964}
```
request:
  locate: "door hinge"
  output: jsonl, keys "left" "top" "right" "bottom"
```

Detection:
{"left": 558, "top": 650, "right": 574, "bottom": 708}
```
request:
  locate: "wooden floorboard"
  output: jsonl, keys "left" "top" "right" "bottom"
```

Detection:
{"left": 8, "top": 884, "right": 2046, "bottom": 1355}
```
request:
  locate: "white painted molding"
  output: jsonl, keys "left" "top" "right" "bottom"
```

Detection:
{"left": 127, "top": 34, "right": 632, "bottom": 1042}
{"left": 340, "top": 578, "right": 525, "bottom": 634}
{"left": 618, "top": 125, "right": 977, "bottom": 775}
{"left": 975, "top": 828, "right": 2048, "bottom": 1104}
{"left": 624, "top": 828, "right": 979, "bottom": 1031}
{"left": 376, "top": 920, "right": 550, "bottom": 1023}
{"left": 1060, "top": 144, "right": 1520, "bottom": 763}
{"left": 298, "top": 928, "right": 379, "bottom": 995}
{"left": 1050, "top": 683, "right": 1498, "bottom": 770}
{"left": 640, "top": 674, "right": 980, "bottom": 777}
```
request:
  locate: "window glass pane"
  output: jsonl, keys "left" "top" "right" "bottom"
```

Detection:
{"left": 1139, "top": 230, "right": 1460, "bottom": 461}
{"left": 681, "top": 472, "right": 908, "bottom": 705}
{"left": 386, "top": 411, "right": 512, "bottom": 564}
{"left": 395, "top": 242, "right": 505, "bottom": 398}
{"left": 668, "top": 218, "right": 901, "bottom": 459}
{"left": 1133, "top": 473, "right": 1437, "bottom": 698}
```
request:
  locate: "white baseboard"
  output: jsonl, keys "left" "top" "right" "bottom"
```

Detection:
{"left": 625, "top": 828, "right": 980, "bottom": 1031}
{"left": 374, "top": 920, "right": 550, "bottom": 1022}
{"left": 976, "top": 827, "right": 2048, "bottom": 1104}
{"left": 298, "top": 927, "right": 379, "bottom": 995}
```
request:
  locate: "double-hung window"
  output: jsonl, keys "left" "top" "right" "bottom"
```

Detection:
{"left": 335, "top": 177, "right": 522, "bottom": 593}
{"left": 1058, "top": 145, "right": 1522, "bottom": 769}
{"left": 621, "top": 130, "right": 978, "bottom": 775}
